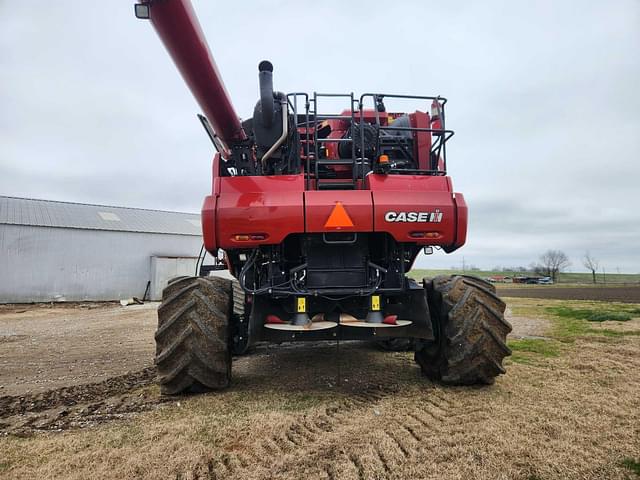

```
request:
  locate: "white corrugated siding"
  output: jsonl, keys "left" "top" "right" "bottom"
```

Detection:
{"left": 0, "top": 196, "right": 202, "bottom": 235}
{"left": 0, "top": 224, "right": 203, "bottom": 302}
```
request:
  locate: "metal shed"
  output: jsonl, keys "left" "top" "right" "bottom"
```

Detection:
{"left": 0, "top": 196, "right": 205, "bottom": 302}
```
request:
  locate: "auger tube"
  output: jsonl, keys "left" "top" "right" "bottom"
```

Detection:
{"left": 136, "top": 0, "right": 247, "bottom": 147}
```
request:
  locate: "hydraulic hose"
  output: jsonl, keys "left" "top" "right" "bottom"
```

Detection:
{"left": 261, "top": 94, "right": 288, "bottom": 166}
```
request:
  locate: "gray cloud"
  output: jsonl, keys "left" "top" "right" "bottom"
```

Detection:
{"left": 1, "top": 1, "right": 639, "bottom": 272}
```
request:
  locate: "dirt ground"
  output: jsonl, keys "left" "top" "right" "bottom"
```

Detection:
{"left": 504, "top": 306, "right": 550, "bottom": 339}
{"left": 0, "top": 302, "right": 157, "bottom": 396}
{"left": 498, "top": 285, "right": 640, "bottom": 303}
{"left": 0, "top": 301, "right": 546, "bottom": 399}
{"left": 1, "top": 300, "right": 639, "bottom": 479}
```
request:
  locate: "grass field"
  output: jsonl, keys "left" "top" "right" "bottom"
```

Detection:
{"left": 505, "top": 297, "right": 640, "bottom": 364}
{"left": 410, "top": 269, "right": 640, "bottom": 284}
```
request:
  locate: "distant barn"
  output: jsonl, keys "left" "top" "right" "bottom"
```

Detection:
{"left": 0, "top": 196, "right": 206, "bottom": 302}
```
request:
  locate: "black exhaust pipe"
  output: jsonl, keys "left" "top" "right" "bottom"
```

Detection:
{"left": 258, "top": 60, "right": 274, "bottom": 127}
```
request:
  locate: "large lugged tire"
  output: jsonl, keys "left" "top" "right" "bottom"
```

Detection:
{"left": 415, "top": 275, "right": 512, "bottom": 385}
{"left": 155, "top": 276, "right": 232, "bottom": 395}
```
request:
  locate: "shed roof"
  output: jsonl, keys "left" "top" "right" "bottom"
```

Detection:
{"left": 0, "top": 196, "right": 202, "bottom": 236}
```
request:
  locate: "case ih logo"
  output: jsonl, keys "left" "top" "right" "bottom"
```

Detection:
{"left": 384, "top": 210, "right": 443, "bottom": 223}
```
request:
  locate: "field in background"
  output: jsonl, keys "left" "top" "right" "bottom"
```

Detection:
{"left": 411, "top": 269, "right": 640, "bottom": 285}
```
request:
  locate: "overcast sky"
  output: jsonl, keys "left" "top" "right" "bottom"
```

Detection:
{"left": 1, "top": 1, "right": 639, "bottom": 272}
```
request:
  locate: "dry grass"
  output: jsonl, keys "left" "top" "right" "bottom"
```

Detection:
{"left": 1, "top": 298, "right": 639, "bottom": 479}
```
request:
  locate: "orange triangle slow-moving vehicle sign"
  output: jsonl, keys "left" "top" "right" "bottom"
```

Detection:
{"left": 324, "top": 202, "right": 354, "bottom": 228}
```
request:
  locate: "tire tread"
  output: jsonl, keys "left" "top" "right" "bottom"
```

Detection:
{"left": 415, "top": 275, "right": 512, "bottom": 385}
{"left": 154, "top": 276, "right": 232, "bottom": 395}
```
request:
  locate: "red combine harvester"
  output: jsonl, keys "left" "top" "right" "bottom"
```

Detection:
{"left": 135, "top": 0, "right": 511, "bottom": 395}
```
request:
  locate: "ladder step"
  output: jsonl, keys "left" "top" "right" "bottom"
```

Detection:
{"left": 317, "top": 182, "right": 356, "bottom": 190}
{"left": 314, "top": 115, "right": 353, "bottom": 120}
{"left": 316, "top": 138, "right": 352, "bottom": 143}
{"left": 317, "top": 159, "right": 354, "bottom": 166}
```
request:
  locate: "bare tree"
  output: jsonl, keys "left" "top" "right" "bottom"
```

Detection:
{"left": 539, "top": 250, "right": 571, "bottom": 282}
{"left": 582, "top": 251, "right": 600, "bottom": 284}
{"left": 529, "top": 262, "right": 545, "bottom": 276}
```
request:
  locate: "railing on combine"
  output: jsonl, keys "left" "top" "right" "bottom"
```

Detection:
{"left": 357, "top": 94, "right": 455, "bottom": 186}
{"left": 312, "top": 92, "right": 358, "bottom": 191}
{"left": 287, "top": 92, "right": 455, "bottom": 191}
{"left": 287, "top": 93, "right": 311, "bottom": 189}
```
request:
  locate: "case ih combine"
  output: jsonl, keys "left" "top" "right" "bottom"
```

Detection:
{"left": 135, "top": 0, "right": 511, "bottom": 395}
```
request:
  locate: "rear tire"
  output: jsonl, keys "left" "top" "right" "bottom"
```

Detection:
{"left": 167, "top": 276, "right": 191, "bottom": 286}
{"left": 415, "top": 275, "right": 512, "bottom": 385}
{"left": 155, "top": 276, "right": 232, "bottom": 395}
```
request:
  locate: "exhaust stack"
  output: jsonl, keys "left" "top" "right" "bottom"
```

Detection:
{"left": 258, "top": 60, "right": 275, "bottom": 128}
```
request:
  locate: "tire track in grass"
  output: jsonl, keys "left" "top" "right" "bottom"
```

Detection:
{"left": 374, "top": 444, "right": 392, "bottom": 474}
{"left": 348, "top": 453, "right": 366, "bottom": 480}
{"left": 384, "top": 429, "right": 410, "bottom": 458}
{"left": 191, "top": 357, "right": 497, "bottom": 479}
{"left": 311, "top": 388, "right": 469, "bottom": 477}
{"left": 200, "top": 382, "right": 399, "bottom": 478}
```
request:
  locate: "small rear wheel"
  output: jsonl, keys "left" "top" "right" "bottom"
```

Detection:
{"left": 155, "top": 276, "right": 232, "bottom": 395}
{"left": 415, "top": 275, "right": 512, "bottom": 385}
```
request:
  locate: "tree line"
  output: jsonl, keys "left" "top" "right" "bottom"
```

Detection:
{"left": 492, "top": 250, "right": 602, "bottom": 283}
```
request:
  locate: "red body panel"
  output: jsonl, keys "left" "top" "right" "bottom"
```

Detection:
{"left": 202, "top": 195, "right": 217, "bottom": 252}
{"left": 305, "top": 191, "right": 373, "bottom": 232}
{"left": 366, "top": 173, "right": 450, "bottom": 192}
{"left": 452, "top": 193, "right": 468, "bottom": 250}
{"left": 409, "top": 112, "right": 431, "bottom": 170}
{"left": 215, "top": 175, "right": 305, "bottom": 249}
{"left": 367, "top": 174, "right": 457, "bottom": 245}
{"left": 202, "top": 169, "right": 467, "bottom": 252}
{"left": 372, "top": 191, "right": 455, "bottom": 245}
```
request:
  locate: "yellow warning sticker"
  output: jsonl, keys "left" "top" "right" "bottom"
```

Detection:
{"left": 371, "top": 295, "right": 381, "bottom": 311}
{"left": 297, "top": 297, "right": 306, "bottom": 313}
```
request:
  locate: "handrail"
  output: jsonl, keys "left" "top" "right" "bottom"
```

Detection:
{"left": 287, "top": 91, "right": 454, "bottom": 188}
